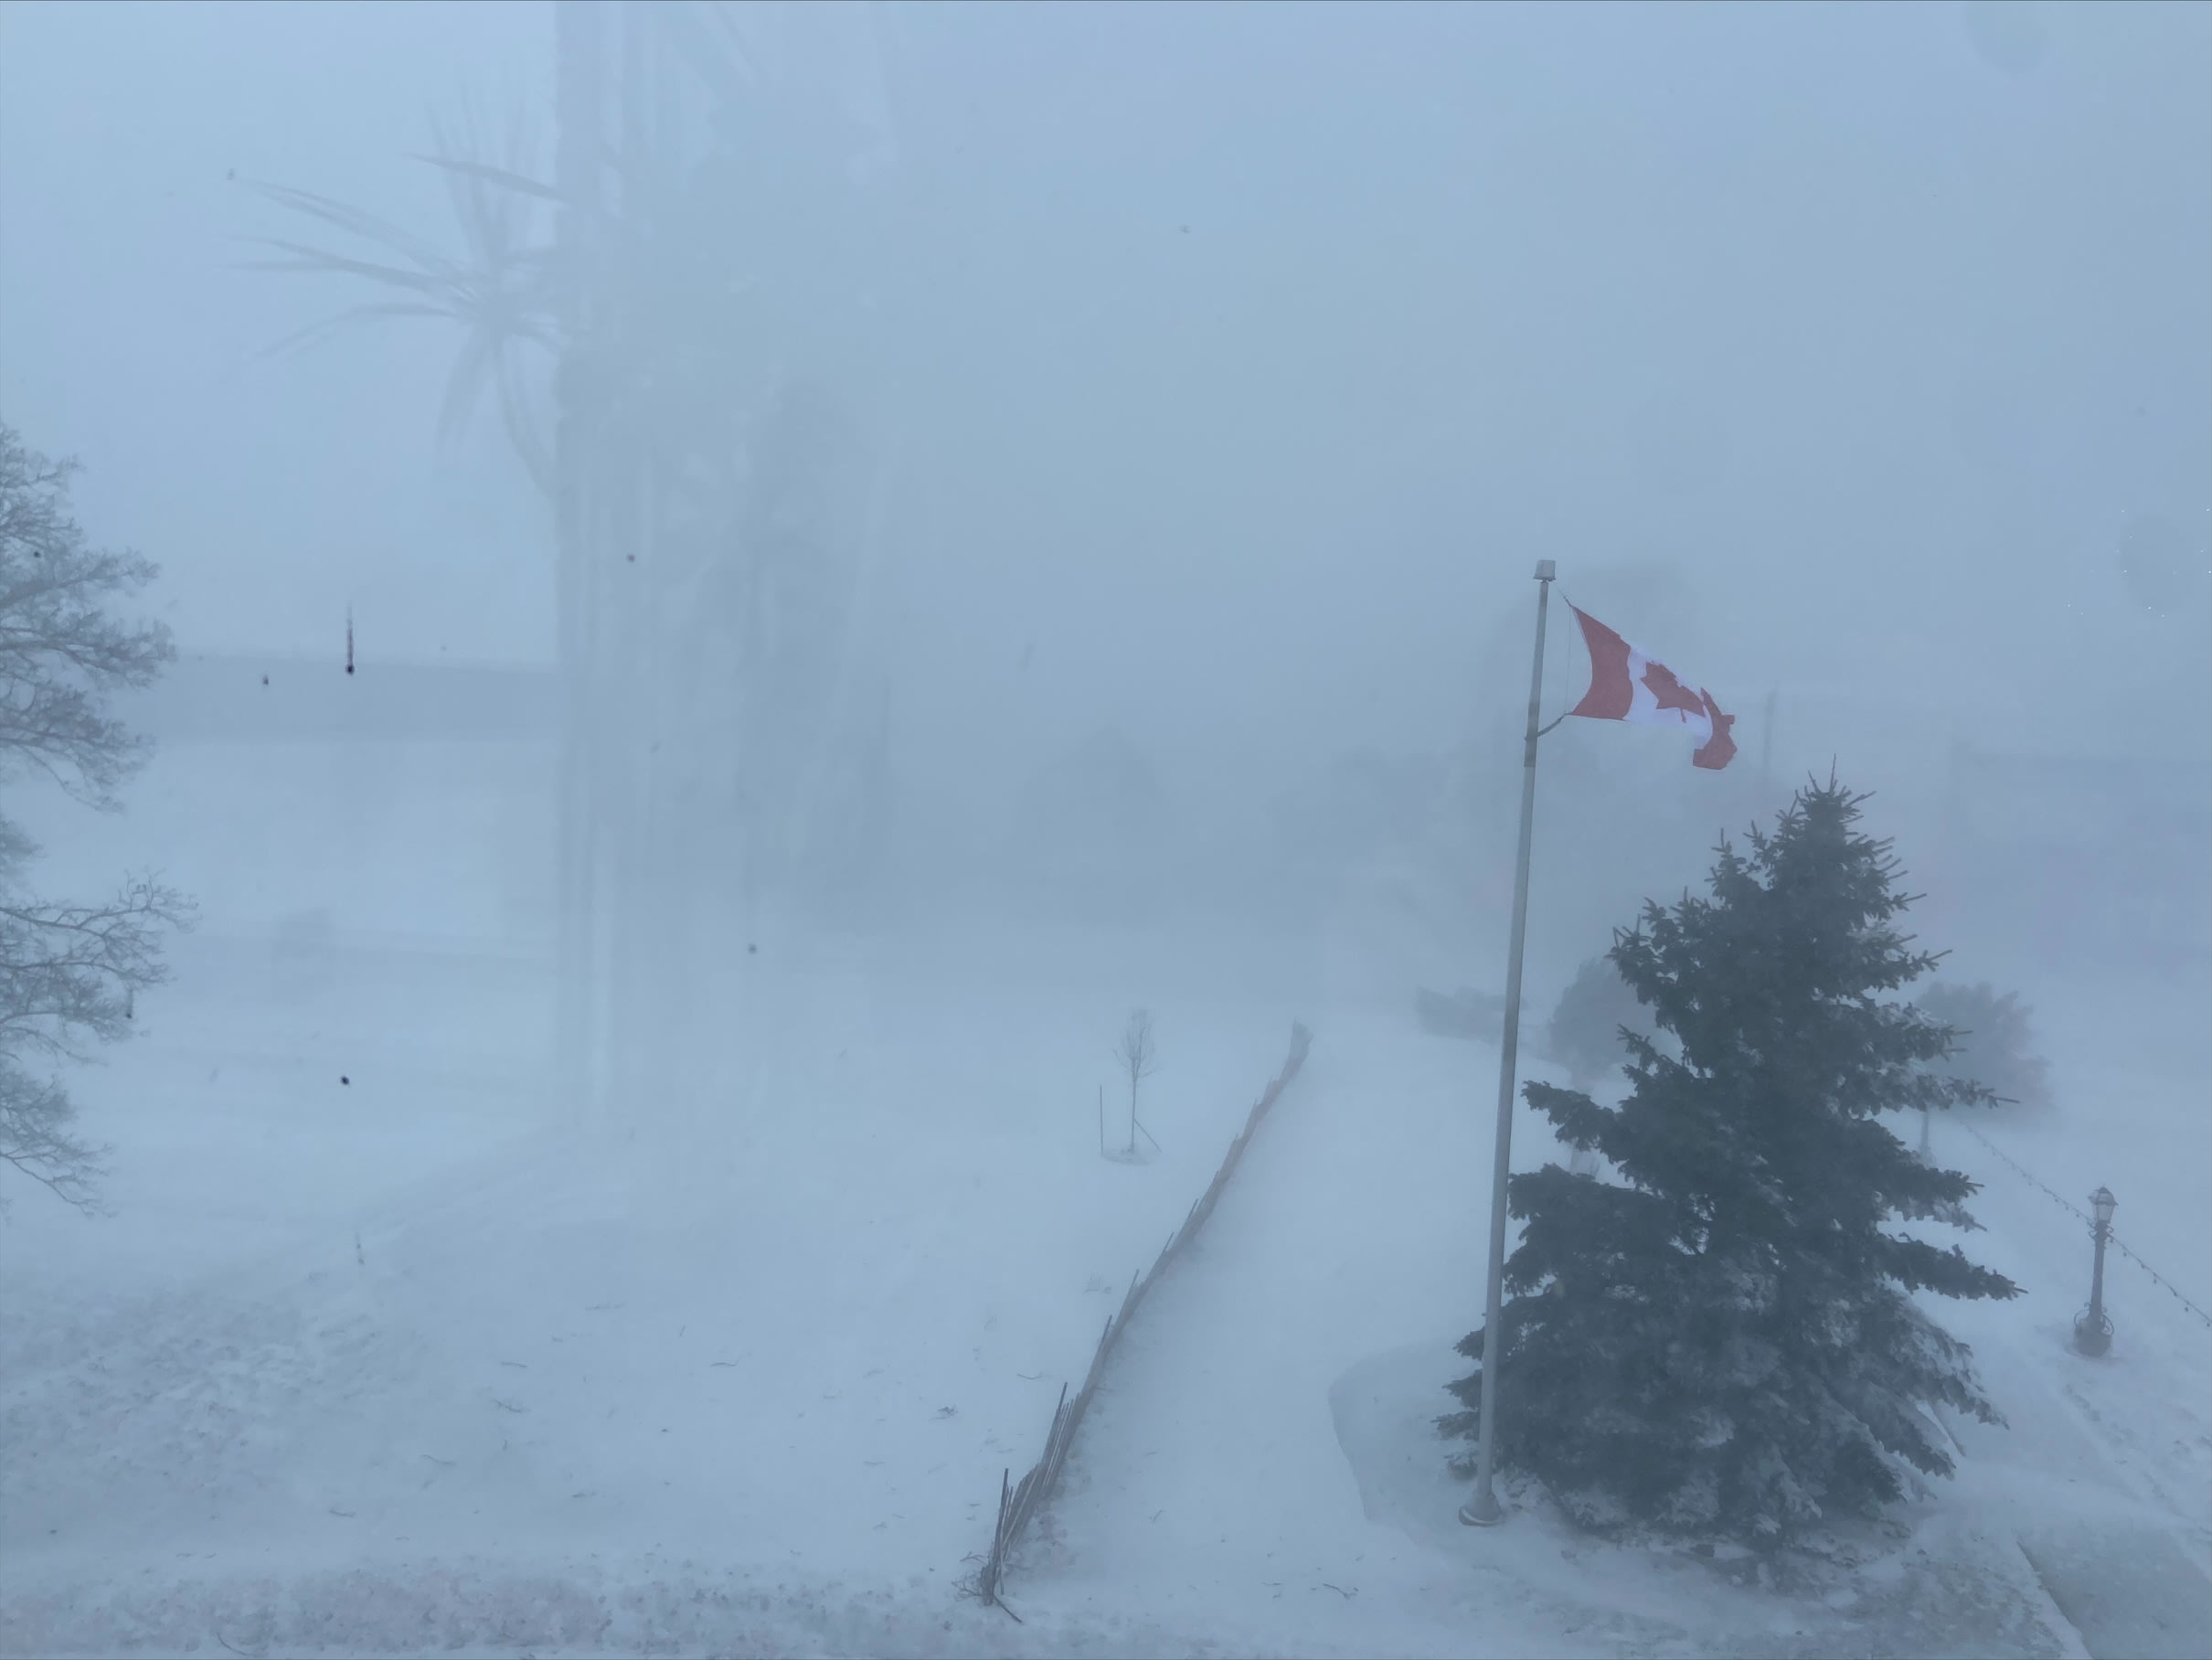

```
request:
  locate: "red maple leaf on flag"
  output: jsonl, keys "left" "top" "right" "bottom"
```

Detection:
{"left": 1639, "top": 659, "right": 1707, "bottom": 718}
{"left": 1565, "top": 603, "right": 1736, "bottom": 770}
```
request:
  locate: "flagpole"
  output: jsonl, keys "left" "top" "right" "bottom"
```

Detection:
{"left": 1462, "top": 556, "right": 1556, "bottom": 1527}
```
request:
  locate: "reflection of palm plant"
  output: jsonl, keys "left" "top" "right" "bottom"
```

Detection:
{"left": 239, "top": 102, "right": 565, "bottom": 495}
{"left": 241, "top": 29, "right": 889, "bottom": 965}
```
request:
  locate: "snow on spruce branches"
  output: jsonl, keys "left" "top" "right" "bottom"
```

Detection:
{"left": 1443, "top": 779, "right": 2019, "bottom": 1545}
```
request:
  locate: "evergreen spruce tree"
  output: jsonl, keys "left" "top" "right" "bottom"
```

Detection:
{"left": 1441, "top": 779, "right": 2020, "bottom": 1545}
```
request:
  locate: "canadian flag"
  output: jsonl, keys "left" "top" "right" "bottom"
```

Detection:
{"left": 1567, "top": 605, "right": 1737, "bottom": 771}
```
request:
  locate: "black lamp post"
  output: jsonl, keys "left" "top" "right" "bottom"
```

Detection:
{"left": 2073, "top": 1186, "right": 2117, "bottom": 1357}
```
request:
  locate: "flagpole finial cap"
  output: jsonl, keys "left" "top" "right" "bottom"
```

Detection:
{"left": 1535, "top": 559, "right": 1557, "bottom": 581}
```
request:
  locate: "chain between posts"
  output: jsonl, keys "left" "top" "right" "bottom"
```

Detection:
{"left": 1954, "top": 1120, "right": 2211, "bottom": 1329}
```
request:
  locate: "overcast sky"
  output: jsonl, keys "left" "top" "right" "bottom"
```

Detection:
{"left": 3, "top": 0, "right": 2207, "bottom": 787}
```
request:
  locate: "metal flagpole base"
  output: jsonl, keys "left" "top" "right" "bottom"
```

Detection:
{"left": 1459, "top": 1493, "right": 1505, "bottom": 1527}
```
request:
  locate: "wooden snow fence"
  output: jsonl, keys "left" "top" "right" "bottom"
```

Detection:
{"left": 974, "top": 1021, "right": 1313, "bottom": 1614}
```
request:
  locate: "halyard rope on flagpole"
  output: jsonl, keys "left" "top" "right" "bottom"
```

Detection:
{"left": 1551, "top": 587, "right": 1590, "bottom": 729}
{"left": 1954, "top": 1118, "right": 2211, "bottom": 1329}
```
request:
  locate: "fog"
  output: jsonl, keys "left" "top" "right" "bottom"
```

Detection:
{"left": 2, "top": 3, "right": 2207, "bottom": 1654}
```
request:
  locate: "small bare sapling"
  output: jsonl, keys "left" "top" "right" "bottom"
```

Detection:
{"left": 1113, "top": 1008, "right": 1161, "bottom": 1159}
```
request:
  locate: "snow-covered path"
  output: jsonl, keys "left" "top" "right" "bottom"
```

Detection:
{"left": 1016, "top": 1016, "right": 2182, "bottom": 1659}
{"left": 1015, "top": 1016, "right": 1573, "bottom": 1657}
{"left": 3, "top": 925, "right": 2205, "bottom": 1658}
{"left": 1016, "top": 1016, "right": 1734, "bottom": 1657}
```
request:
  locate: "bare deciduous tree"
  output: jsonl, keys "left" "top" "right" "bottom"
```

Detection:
{"left": 0, "top": 420, "right": 191, "bottom": 1211}
{"left": 1113, "top": 1008, "right": 1159, "bottom": 1157}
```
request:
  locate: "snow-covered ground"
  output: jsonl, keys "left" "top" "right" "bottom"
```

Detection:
{"left": 1020, "top": 997, "right": 2212, "bottom": 1658}
{"left": 3, "top": 910, "right": 2207, "bottom": 1657}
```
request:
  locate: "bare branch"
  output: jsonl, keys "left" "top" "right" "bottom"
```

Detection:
{"left": 0, "top": 419, "right": 191, "bottom": 1213}
{"left": 1113, "top": 1009, "right": 1160, "bottom": 1157}
{"left": 0, "top": 426, "right": 173, "bottom": 809}
{"left": 0, "top": 1059, "right": 107, "bottom": 1215}
{"left": 1116, "top": 1008, "right": 1159, "bottom": 1085}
